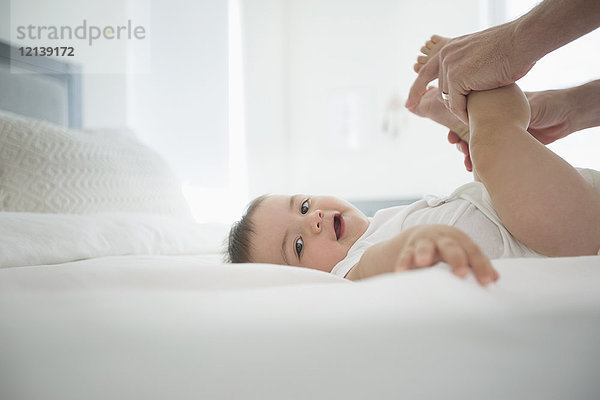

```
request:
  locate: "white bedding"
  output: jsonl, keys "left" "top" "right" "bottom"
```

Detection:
{"left": 0, "top": 110, "right": 191, "bottom": 217}
{"left": 1, "top": 238, "right": 599, "bottom": 399}
{"left": 0, "top": 212, "right": 228, "bottom": 268}
{"left": 1, "top": 111, "right": 598, "bottom": 399}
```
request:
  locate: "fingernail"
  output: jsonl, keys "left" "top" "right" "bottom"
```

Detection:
{"left": 455, "top": 266, "right": 469, "bottom": 277}
{"left": 480, "top": 276, "right": 491, "bottom": 286}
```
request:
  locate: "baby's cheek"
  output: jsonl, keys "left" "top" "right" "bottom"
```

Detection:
{"left": 305, "top": 243, "right": 345, "bottom": 272}
{"left": 326, "top": 245, "right": 349, "bottom": 271}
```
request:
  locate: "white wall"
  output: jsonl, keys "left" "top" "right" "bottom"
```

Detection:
{"left": 243, "top": 0, "right": 481, "bottom": 201}
{"left": 126, "top": 0, "right": 229, "bottom": 188}
{"left": 242, "top": 0, "right": 288, "bottom": 197}
{"left": 124, "top": 0, "right": 237, "bottom": 223}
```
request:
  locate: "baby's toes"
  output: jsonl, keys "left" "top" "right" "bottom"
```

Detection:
{"left": 430, "top": 34, "right": 443, "bottom": 44}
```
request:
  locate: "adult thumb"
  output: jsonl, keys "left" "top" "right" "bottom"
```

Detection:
{"left": 406, "top": 54, "right": 439, "bottom": 110}
{"left": 448, "top": 88, "right": 469, "bottom": 125}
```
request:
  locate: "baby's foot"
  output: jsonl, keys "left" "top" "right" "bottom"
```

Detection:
{"left": 411, "top": 86, "right": 470, "bottom": 142}
{"left": 411, "top": 35, "right": 470, "bottom": 142}
{"left": 413, "top": 35, "right": 450, "bottom": 73}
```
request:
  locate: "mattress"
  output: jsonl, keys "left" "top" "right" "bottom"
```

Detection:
{"left": 1, "top": 245, "right": 599, "bottom": 400}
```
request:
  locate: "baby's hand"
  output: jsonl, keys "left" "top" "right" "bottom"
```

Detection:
{"left": 393, "top": 225, "right": 499, "bottom": 286}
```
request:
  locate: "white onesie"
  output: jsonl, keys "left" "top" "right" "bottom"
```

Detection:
{"left": 331, "top": 168, "right": 600, "bottom": 278}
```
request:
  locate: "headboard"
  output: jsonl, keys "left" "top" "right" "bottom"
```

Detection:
{"left": 0, "top": 40, "right": 82, "bottom": 129}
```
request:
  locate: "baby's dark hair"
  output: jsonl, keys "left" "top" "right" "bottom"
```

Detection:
{"left": 226, "top": 194, "right": 269, "bottom": 263}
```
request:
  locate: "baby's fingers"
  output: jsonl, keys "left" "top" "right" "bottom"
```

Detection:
{"left": 414, "top": 238, "right": 436, "bottom": 267}
{"left": 436, "top": 238, "right": 470, "bottom": 277}
{"left": 466, "top": 246, "right": 498, "bottom": 286}
{"left": 394, "top": 247, "right": 415, "bottom": 272}
{"left": 437, "top": 236, "right": 498, "bottom": 286}
{"left": 395, "top": 239, "right": 438, "bottom": 273}
{"left": 460, "top": 239, "right": 498, "bottom": 286}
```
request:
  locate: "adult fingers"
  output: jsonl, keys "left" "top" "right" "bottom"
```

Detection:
{"left": 449, "top": 134, "right": 470, "bottom": 157}
{"left": 406, "top": 53, "right": 440, "bottom": 110}
{"left": 457, "top": 141, "right": 473, "bottom": 171}
{"left": 447, "top": 88, "right": 469, "bottom": 125}
{"left": 464, "top": 155, "right": 473, "bottom": 172}
{"left": 448, "top": 131, "right": 473, "bottom": 172}
{"left": 438, "top": 60, "right": 448, "bottom": 105}
{"left": 447, "top": 130, "right": 461, "bottom": 144}
{"left": 457, "top": 140, "right": 469, "bottom": 156}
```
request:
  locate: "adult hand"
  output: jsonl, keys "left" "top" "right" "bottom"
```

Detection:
{"left": 447, "top": 130, "right": 472, "bottom": 172}
{"left": 526, "top": 90, "right": 573, "bottom": 144}
{"left": 406, "top": 24, "right": 535, "bottom": 125}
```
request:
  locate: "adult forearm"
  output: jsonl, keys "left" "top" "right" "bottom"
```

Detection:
{"left": 568, "top": 79, "right": 600, "bottom": 132}
{"left": 514, "top": 0, "right": 600, "bottom": 64}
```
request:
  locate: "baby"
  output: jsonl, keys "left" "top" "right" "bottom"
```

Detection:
{"left": 227, "top": 35, "right": 600, "bottom": 285}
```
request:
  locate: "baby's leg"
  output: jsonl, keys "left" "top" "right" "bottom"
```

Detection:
{"left": 411, "top": 36, "right": 470, "bottom": 142}
{"left": 467, "top": 84, "right": 600, "bottom": 257}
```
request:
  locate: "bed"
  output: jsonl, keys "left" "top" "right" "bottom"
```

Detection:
{"left": 1, "top": 40, "right": 599, "bottom": 400}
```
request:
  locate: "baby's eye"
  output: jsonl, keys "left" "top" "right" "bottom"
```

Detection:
{"left": 300, "top": 199, "right": 310, "bottom": 214}
{"left": 295, "top": 237, "right": 304, "bottom": 257}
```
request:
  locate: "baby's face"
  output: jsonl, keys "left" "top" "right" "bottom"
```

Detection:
{"left": 250, "top": 195, "right": 370, "bottom": 272}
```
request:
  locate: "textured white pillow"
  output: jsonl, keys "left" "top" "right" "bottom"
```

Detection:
{"left": 0, "top": 110, "right": 191, "bottom": 217}
{"left": 0, "top": 212, "right": 227, "bottom": 268}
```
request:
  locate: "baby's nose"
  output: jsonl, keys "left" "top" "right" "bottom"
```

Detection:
{"left": 309, "top": 210, "right": 324, "bottom": 234}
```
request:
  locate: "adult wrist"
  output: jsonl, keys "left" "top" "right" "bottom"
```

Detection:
{"left": 511, "top": 16, "right": 547, "bottom": 67}
{"left": 513, "top": 0, "right": 600, "bottom": 67}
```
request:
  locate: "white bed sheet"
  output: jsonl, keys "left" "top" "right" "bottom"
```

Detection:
{"left": 1, "top": 253, "right": 599, "bottom": 400}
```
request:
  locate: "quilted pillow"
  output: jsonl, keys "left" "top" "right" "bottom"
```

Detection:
{"left": 0, "top": 110, "right": 191, "bottom": 217}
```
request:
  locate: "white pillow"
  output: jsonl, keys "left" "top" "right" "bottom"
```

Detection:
{"left": 0, "top": 212, "right": 227, "bottom": 268}
{"left": 0, "top": 110, "right": 191, "bottom": 217}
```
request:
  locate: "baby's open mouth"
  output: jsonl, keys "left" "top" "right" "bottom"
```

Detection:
{"left": 334, "top": 214, "right": 344, "bottom": 240}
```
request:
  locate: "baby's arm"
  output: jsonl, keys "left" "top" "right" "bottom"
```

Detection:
{"left": 467, "top": 84, "right": 600, "bottom": 256}
{"left": 346, "top": 225, "right": 498, "bottom": 285}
